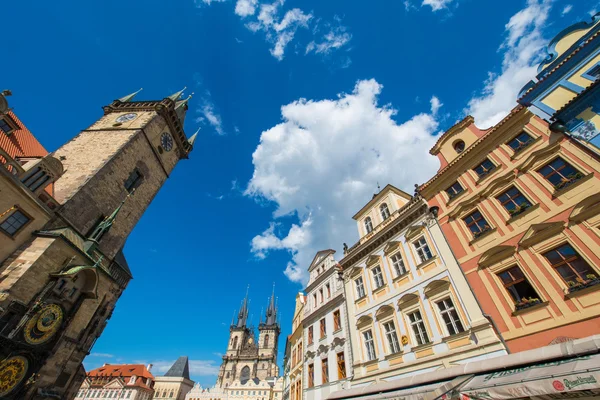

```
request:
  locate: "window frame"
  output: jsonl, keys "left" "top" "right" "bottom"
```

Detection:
{"left": 453, "top": 140, "right": 465, "bottom": 154}
{"left": 336, "top": 352, "right": 346, "bottom": 379}
{"left": 390, "top": 251, "right": 407, "bottom": 277}
{"left": 355, "top": 276, "right": 366, "bottom": 299}
{"left": 496, "top": 265, "right": 542, "bottom": 309}
{"left": 124, "top": 168, "right": 143, "bottom": 193}
{"left": 307, "top": 364, "right": 314, "bottom": 388}
{"left": 436, "top": 298, "right": 465, "bottom": 336}
{"left": 445, "top": 181, "right": 465, "bottom": 200}
{"left": 582, "top": 61, "right": 600, "bottom": 81}
{"left": 321, "top": 357, "right": 329, "bottom": 384}
{"left": 371, "top": 265, "right": 385, "bottom": 289}
{"left": 0, "top": 208, "right": 32, "bottom": 237}
{"left": 463, "top": 209, "right": 492, "bottom": 238}
{"left": 380, "top": 203, "right": 391, "bottom": 221}
{"left": 506, "top": 131, "right": 534, "bottom": 154}
{"left": 413, "top": 236, "right": 433, "bottom": 264}
{"left": 542, "top": 243, "right": 597, "bottom": 287}
{"left": 319, "top": 318, "right": 326, "bottom": 339}
{"left": 308, "top": 326, "right": 314, "bottom": 345}
{"left": 382, "top": 320, "right": 401, "bottom": 354}
{"left": 0, "top": 115, "right": 17, "bottom": 136}
{"left": 473, "top": 158, "right": 497, "bottom": 179}
{"left": 364, "top": 217, "right": 374, "bottom": 234}
{"left": 496, "top": 186, "right": 533, "bottom": 218}
{"left": 363, "top": 329, "right": 377, "bottom": 361}
{"left": 537, "top": 157, "right": 584, "bottom": 191}
{"left": 406, "top": 310, "right": 430, "bottom": 346}
{"left": 333, "top": 309, "right": 341, "bottom": 331}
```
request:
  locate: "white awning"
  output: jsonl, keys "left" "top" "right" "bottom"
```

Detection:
{"left": 459, "top": 353, "right": 600, "bottom": 399}
{"left": 351, "top": 376, "right": 472, "bottom": 400}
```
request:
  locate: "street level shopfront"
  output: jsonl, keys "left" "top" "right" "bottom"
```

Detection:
{"left": 328, "top": 335, "right": 600, "bottom": 400}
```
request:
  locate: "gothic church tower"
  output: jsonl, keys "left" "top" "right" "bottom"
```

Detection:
{"left": 216, "top": 290, "right": 280, "bottom": 389}
{"left": 0, "top": 90, "right": 197, "bottom": 400}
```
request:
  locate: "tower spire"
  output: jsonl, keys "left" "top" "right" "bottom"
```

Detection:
{"left": 236, "top": 285, "right": 250, "bottom": 328}
{"left": 118, "top": 88, "right": 143, "bottom": 103}
{"left": 188, "top": 127, "right": 200, "bottom": 148}
{"left": 168, "top": 87, "right": 187, "bottom": 102}
{"left": 175, "top": 94, "right": 192, "bottom": 125}
{"left": 265, "top": 283, "right": 277, "bottom": 326}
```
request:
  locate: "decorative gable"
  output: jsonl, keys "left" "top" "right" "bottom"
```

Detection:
{"left": 518, "top": 222, "right": 565, "bottom": 248}
{"left": 383, "top": 241, "right": 401, "bottom": 254}
{"left": 478, "top": 246, "right": 516, "bottom": 268}
{"left": 569, "top": 193, "right": 600, "bottom": 223}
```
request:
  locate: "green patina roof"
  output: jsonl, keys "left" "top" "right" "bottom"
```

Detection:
{"left": 52, "top": 265, "right": 96, "bottom": 277}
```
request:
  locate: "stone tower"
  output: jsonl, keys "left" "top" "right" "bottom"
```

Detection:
{"left": 0, "top": 89, "right": 197, "bottom": 400}
{"left": 216, "top": 290, "right": 280, "bottom": 389}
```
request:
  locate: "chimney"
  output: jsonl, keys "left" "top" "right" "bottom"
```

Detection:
{"left": 147, "top": 363, "right": 153, "bottom": 372}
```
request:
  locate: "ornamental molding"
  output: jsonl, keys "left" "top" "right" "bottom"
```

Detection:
{"left": 478, "top": 246, "right": 516, "bottom": 268}
{"left": 518, "top": 221, "right": 565, "bottom": 248}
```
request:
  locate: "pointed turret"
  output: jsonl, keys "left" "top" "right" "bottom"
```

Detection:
{"left": 118, "top": 88, "right": 143, "bottom": 103}
{"left": 188, "top": 127, "right": 200, "bottom": 148}
{"left": 265, "top": 285, "right": 278, "bottom": 326}
{"left": 164, "top": 356, "right": 190, "bottom": 380}
{"left": 236, "top": 286, "right": 250, "bottom": 328}
{"left": 168, "top": 87, "right": 187, "bottom": 102}
{"left": 84, "top": 192, "right": 132, "bottom": 254}
{"left": 175, "top": 94, "right": 192, "bottom": 125}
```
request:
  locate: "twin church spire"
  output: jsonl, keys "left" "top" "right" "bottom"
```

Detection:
{"left": 233, "top": 285, "right": 279, "bottom": 329}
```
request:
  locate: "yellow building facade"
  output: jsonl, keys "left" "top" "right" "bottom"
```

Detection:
{"left": 284, "top": 293, "right": 305, "bottom": 400}
{"left": 339, "top": 185, "right": 505, "bottom": 387}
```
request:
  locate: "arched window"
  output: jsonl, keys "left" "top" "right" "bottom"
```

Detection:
{"left": 240, "top": 366, "right": 251, "bottom": 382}
{"left": 453, "top": 140, "right": 465, "bottom": 154}
{"left": 364, "top": 217, "right": 373, "bottom": 233}
{"left": 380, "top": 203, "right": 390, "bottom": 220}
{"left": 233, "top": 336, "right": 238, "bottom": 349}
{"left": 264, "top": 334, "right": 269, "bottom": 348}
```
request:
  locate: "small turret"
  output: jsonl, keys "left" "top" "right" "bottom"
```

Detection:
{"left": 117, "top": 88, "right": 143, "bottom": 103}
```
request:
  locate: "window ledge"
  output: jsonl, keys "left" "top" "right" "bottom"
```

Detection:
{"left": 409, "top": 342, "right": 433, "bottom": 352}
{"left": 332, "top": 328, "right": 343, "bottom": 334}
{"left": 506, "top": 203, "right": 540, "bottom": 224}
{"left": 469, "top": 227, "right": 497, "bottom": 246}
{"left": 552, "top": 173, "right": 594, "bottom": 198}
{"left": 441, "top": 329, "right": 471, "bottom": 343}
{"left": 319, "top": 336, "right": 327, "bottom": 342}
{"left": 565, "top": 279, "right": 600, "bottom": 299}
{"left": 446, "top": 189, "right": 467, "bottom": 206}
{"left": 354, "top": 295, "right": 367, "bottom": 304}
{"left": 392, "top": 272, "right": 410, "bottom": 283}
{"left": 475, "top": 167, "right": 499, "bottom": 186}
{"left": 510, "top": 136, "right": 542, "bottom": 160}
{"left": 384, "top": 351, "right": 404, "bottom": 360}
{"left": 511, "top": 300, "right": 549, "bottom": 316}
{"left": 414, "top": 255, "right": 438, "bottom": 270}
{"left": 372, "top": 284, "right": 388, "bottom": 295}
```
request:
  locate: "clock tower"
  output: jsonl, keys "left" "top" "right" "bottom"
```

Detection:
{"left": 0, "top": 89, "right": 197, "bottom": 400}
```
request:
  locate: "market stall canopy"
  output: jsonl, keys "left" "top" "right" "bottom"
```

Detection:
{"left": 459, "top": 353, "right": 600, "bottom": 400}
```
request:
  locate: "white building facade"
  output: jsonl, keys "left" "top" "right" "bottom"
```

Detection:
{"left": 303, "top": 250, "right": 353, "bottom": 400}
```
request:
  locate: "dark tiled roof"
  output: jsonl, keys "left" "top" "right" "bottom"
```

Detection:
{"left": 164, "top": 356, "right": 190, "bottom": 380}
{"left": 114, "top": 248, "right": 133, "bottom": 278}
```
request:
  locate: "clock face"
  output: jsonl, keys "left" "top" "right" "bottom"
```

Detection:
{"left": 115, "top": 113, "right": 137, "bottom": 123}
{"left": 24, "top": 304, "right": 63, "bottom": 345}
{"left": 0, "top": 355, "right": 29, "bottom": 397}
{"left": 161, "top": 132, "right": 174, "bottom": 152}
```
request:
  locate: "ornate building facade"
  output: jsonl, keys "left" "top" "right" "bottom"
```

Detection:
{"left": 283, "top": 293, "right": 305, "bottom": 400}
{"left": 303, "top": 251, "right": 352, "bottom": 400}
{"left": 74, "top": 363, "right": 155, "bottom": 400}
{"left": 339, "top": 185, "right": 505, "bottom": 386}
{"left": 216, "top": 292, "right": 280, "bottom": 389}
{"left": 0, "top": 89, "right": 196, "bottom": 399}
{"left": 153, "top": 356, "right": 195, "bottom": 400}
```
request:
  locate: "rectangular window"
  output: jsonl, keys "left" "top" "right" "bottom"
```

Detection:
{"left": 313, "top": 293, "right": 317, "bottom": 308}
{"left": 463, "top": 210, "right": 491, "bottom": 238}
{"left": 319, "top": 288, "right": 324, "bottom": 304}
{"left": 497, "top": 266, "right": 540, "bottom": 306}
{"left": 413, "top": 237, "right": 433, "bottom": 263}
{"left": 408, "top": 310, "right": 429, "bottom": 346}
{"left": 383, "top": 321, "right": 400, "bottom": 353}
{"left": 538, "top": 157, "right": 583, "bottom": 190}
{"left": 0, "top": 210, "right": 30, "bottom": 236}
{"left": 445, "top": 181, "right": 464, "bottom": 199}
{"left": 320, "top": 318, "right": 326, "bottom": 339}
{"left": 326, "top": 283, "right": 331, "bottom": 298}
{"left": 543, "top": 244, "right": 596, "bottom": 285}
{"left": 333, "top": 310, "right": 341, "bottom": 331}
{"left": 308, "top": 326, "right": 314, "bottom": 344}
{"left": 0, "top": 117, "right": 14, "bottom": 135}
{"left": 124, "top": 168, "right": 143, "bottom": 193}
{"left": 390, "top": 252, "right": 407, "bottom": 276}
{"left": 473, "top": 158, "right": 496, "bottom": 178}
{"left": 437, "top": 298, "right": 464, "bottom": 336}
{"left": 355, "top": 277, "right": 366, "bottom": 299}
{"left": 308, "top": 364, "right": 314, "bottom": 388}
{"left": 507, "top": 131, "right": 534, "bottom": 153}
{"left": 322, "top": 358, "right": 329, "bottom": 384}
{"left": 496, "top": 187, "right": 532, "bottom": 217}
{"left": 337, "top": 352, "right": 346, "bottom": 379}
{"left": 372, "top": 266, "right": 385, "bottom": 289}
{"left": 584, "top": 63, "right": 600, "bottom": 80}
{"left": 363, "top": 330, "right": 377, "bottom": 361}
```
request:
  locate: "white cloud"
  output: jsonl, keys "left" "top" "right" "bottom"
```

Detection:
{"left": 467, "top": 0, "right": 552, "bottom": 128}
{"left": 89, "top": 353, "right": 114, "bottom": 358}
{"left": 561, "top": 4, "right": 572, "bottom": 15}
{"left": 245, "top": 80, "right": 440, "bottom": 284}
{"left": 200, "top": 103, "right": 225, "bottom": 135}
{"left": 422, "top": 0, "right": 454, "bottom": 12}
{"left": 306, "top": 26, "right": 352, "bottom": 55}
{"left": 235, "top": 0, "right": 257, "bottom": 17}
{"left": 196, "top": 0, "right": 226, "bottom": 5}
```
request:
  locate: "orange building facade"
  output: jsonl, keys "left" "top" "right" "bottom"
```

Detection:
{"left": 419, "top": 107, "right": 600, "bottom": 353}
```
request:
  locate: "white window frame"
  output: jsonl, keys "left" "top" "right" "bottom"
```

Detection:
{"left": 436, "top": 298, "right": 465, "bottom": 336}
{"left": 383, "top": 321, "right": 400, "bottom": 354}
{"left": 364, "top": 217, "right": 373, "bottom": 233}
{"left": 407, "top": 310, "right": 429, "bottom": 346}
{"left": 413, "top": 236, "right": 433, "bottom": 264}
{"left": 371, "top": 266, "right": 385, "bottom": 289}
{"left": 355, "top": 276, "right": 366, "bottom": 298}
{"left": 363, "top": 330, "right": 377, "bottom": 361}
{"left": 380, "top": 203, "right": 390, "bottom": 220}
{"left": 390, "top": 252, "right": 407, "bottom": 276}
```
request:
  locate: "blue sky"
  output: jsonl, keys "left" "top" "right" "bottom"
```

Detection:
{"left": 4, "top": 0, "right": 598, "bottom": 385}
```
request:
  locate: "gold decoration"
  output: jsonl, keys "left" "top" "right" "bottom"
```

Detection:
{"left": 24, "top": 303, "right": 63, "bottom": 345}
{"left": 401, "top": 335, "right": 409, "bottom": 345}
{"left": 0, "top": 355, "right": 29, "bottom": 397}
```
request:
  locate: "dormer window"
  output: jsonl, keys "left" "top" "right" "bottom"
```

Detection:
{"left": 0, "top": 116, "right": 16, "bottom": 136}
{"left": 364, "top": 217, "right": 373, "bottom": 233}
{"left": 453, "top": 140, "right": 465, "bottom": 154}
{"left": 379, "top": 203, "right": 390, "bottom": 220}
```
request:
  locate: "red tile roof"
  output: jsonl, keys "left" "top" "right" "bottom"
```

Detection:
{"left": 0, "top": 111, "right": 48, "bottom": 159}
{"left": 88, "top": 364, "right": 154, "bottom": 379}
